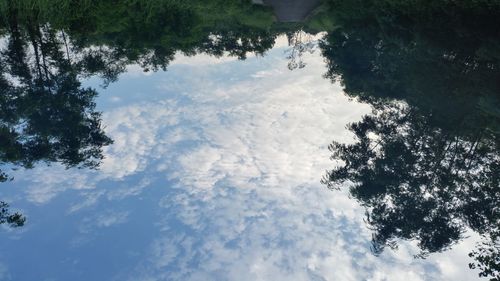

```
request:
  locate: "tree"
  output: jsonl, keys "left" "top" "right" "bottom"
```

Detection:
{"left": 0, "top": 201, "right": 25, "bottom": 227}
{"left": 320, "top": 0, "right": 500, "bottom": 277}
{"left": 0, "top": 12, "right": 113, "bottom": 181}
{"left": 323, "top": 103, "right": 499, "bottom": 255}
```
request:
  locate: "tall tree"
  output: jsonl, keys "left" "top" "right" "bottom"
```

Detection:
{"left": 320, "top": 0, "right": 500, "bottom": 278}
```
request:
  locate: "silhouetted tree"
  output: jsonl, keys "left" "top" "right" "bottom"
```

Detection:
{"left": 320, "top": 0, "right": 500, "bottom": 277}
{"left": 323, "top": 103, "right": 499, "bottom": 255}
{"left": 0, "top": 13, "right": 113, "bottom": 181}
{"left": 0, "top": 201, "right": 25, "bottom": 227}
{"left": 469, "top": 231, "right": 500, "bottom": 281}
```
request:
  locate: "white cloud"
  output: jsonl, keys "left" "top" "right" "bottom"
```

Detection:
{"left": 23, "top": 167, "right": 96, "bottom": 204}
{"left": 79, "top": 210, "right": 130, "bottom": 234}
{"left": 68, "top": 190, "right": 106, "bottom": 214}
{"left": 171, "top": 53, "right": 239, "bottom": 66}
{"left": 95, "top": 211, "right": 129, "bottom": 228}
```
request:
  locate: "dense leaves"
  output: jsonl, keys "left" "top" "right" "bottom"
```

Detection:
{"left": 0, "top": 0, "right": 281, "bottom": 75}
{"left": 323, "top": 104, "right": 499, "bottom": 255}
{"left": 0, "top": 16, "right": 113, "bottom": 181}
{"left": 320, "top": 0, "right": 500, "bottom": 278}
{"left": 0, "top": 201, "right": 25, "bottom": 227}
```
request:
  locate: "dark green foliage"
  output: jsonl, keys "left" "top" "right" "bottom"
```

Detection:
{"left": 0, "top": 0, "right": 279, "bottom": 74}
{"left": 320, "top": 0, "right": 500, "bottom": 278}
{"left": 0, "top": 201, "right": 25, "bottom": 227}
{"left": 323, "top": 104, "right": 499, "bottom": 256}
{"left": 320, "top": 0, "right": 500, "bottom": 133}
{"left": 0, "top": 10, "right": 113, "bottom": 181}
{"left": 469, "top": 232, "right": 500, "bottom": 281}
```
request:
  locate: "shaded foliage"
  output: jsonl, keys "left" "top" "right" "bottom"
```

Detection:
{"left": 0, "top": 46, "right": 98, "bottom": 242}
{"left": 0, "top": 10, "right": 113, "bottom": 182}
{"left": 469, "top": 232, "right": 500, "bottom": 281}
{"left": 320, "top": 0, "right": 500, "bottom": 132}
{"left": 323, "top": 104, "right": 499, "bottom": 255}
{"left": 0, "top": 201, "right": 25, "bottom": 227}
{"left": 0, "top": 0, "right": 281, "bottom": 78}
{"left": 320, "top": 0, "right": 500, "bottom": 278}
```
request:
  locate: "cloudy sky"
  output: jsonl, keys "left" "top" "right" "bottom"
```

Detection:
{"left": 0, "top": 36, "right": 481, "bottom": 281}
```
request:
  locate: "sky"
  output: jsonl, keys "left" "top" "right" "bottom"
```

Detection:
{"left": 0, "top": 36, "right": 482, "bottom": 281}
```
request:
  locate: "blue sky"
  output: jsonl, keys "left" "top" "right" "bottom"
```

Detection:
{"left": 0, "top": 36, "right": 482, "bottom": 281}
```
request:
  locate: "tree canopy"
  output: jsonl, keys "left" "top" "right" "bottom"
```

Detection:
{"left": 320, "top": 0, "right": 500, "bottom": 279}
